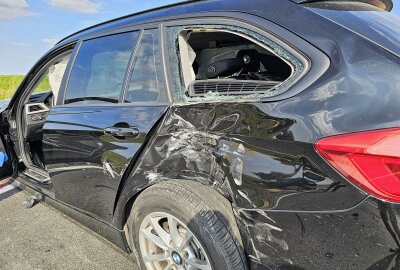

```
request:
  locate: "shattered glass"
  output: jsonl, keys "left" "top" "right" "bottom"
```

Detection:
{"left": 167, "top": 24, "right": 305, "bottom": 103}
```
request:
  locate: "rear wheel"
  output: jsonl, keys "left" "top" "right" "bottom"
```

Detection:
{"left": 139, "top": 211, "right": 211, "bottom": 270}
{"left": 126, "top": 180, "right": 248, "bottom": 270}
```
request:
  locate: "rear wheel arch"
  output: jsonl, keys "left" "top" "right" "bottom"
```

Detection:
{"left": 115, "top": 176, "right": 235, "bottom": 230}
{"left": 124, "top": 179, "right": 249, "bottom": 270}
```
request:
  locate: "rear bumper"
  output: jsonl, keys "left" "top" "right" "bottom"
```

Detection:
{"left": 236, "top": 198, "right": 400, "bottom": 269}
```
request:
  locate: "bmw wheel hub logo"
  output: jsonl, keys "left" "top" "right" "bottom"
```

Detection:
{"left": 172, "top": 251, "right": 182, "bottom": 265}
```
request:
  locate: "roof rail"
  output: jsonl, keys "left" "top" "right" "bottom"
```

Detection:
{"left": 291, "top": 0, "right": 393, "bottom": 11}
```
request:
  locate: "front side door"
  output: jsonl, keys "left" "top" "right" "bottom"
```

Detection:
{"left": 42, "top": 28, "right": 169, "bottom": 223}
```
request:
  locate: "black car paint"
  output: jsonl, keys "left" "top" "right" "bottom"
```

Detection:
{"left": 114, "top": 103, "right": 366, "bottom": 216}
{"left": 42, "top": 105, "right": 168, "bottom": 223}
{"left": 291, "top": 0, "right": 394, "bottom": 11}
{"left": 1, "top": 0, "right": 400, "bottom": 269}
{"left": 237, "top": 199, "right": 400, "bottom": 269}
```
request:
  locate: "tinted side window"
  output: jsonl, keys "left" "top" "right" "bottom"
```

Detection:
{"left": 125, "top": 29, "right": 165, "bottom": 103}
{"left": 65, "top": 32, "right": 139, "bottom": 105}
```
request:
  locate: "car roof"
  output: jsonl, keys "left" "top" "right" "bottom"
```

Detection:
{"left": 57, "top": 0, "right": 200, "bottom": 45}
{"left": 56, "top": 0, "right": 393, "bottom": 46}
{"left": 57, "top": 0, "right": 292, "bottom": 45}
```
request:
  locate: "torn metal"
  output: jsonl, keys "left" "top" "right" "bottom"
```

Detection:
{"left": 114, "top": 101, "right": 367, "bottom": 268}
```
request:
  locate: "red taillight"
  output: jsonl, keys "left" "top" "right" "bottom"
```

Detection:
{"left": 315, "top": 128, "right": 400, "bottom": 203}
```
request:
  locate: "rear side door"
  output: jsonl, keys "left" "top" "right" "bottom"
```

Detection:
{"left": 42, "top": 28, "right": 169, "bottom": 223}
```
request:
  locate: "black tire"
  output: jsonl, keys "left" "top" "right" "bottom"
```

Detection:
{"left": 126, "top": 180, "right": 248, "bottom": 270}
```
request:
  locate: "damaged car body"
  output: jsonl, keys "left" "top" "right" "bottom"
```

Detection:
{"left": 1, "top": 0, "right": 400, "bottom": 269}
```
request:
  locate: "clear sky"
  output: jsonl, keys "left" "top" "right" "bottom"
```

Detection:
{"left": 0, "top": 0, "right": 399, "bottom": 75}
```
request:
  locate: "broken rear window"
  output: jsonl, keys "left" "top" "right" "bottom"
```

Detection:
{"left": 167, "top": 25, "right": 305, "bottom": 102}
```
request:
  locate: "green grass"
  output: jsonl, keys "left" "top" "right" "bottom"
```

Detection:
{"left": 0, "top": 75, "right": 50, "bottom": 100}
{"left": 0, "top": 75, "right": 24, "bottom": 100}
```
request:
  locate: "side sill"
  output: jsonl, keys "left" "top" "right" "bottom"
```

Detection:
{"left": 18, "top": 178, "right": 131, "bottom": 253}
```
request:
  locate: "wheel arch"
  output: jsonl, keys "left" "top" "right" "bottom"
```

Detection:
{"left": 113, "top": 177, "right": 234, "bottom": 230}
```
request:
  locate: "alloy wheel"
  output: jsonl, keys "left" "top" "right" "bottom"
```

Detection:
{"left": 139, "top": 212, "right": 212, "bottom": 270}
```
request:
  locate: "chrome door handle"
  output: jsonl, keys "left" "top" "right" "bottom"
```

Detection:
{"left": 104, "top": 127, "right": 139, "bottom": 138}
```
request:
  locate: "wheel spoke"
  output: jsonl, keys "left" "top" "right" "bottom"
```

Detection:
{"left": 168, "top": 216, "right": 180, "bottom": 248}
{"left": 162, "top": 260, "right": 173, "bottom": 270}
{"left": 141, "top": 227, "right": 168, "bottom": 250}
{"left": 179, "top": 230, "right": 193, "bottom": 250}
{"left": 143, "top": 252, "right": 169, "bottom": 263}
{"left": 148, "top": 216, "right": 171, "bottom": 247}
{"left": 186, "top": 258, "right": 212, "bottom": 270}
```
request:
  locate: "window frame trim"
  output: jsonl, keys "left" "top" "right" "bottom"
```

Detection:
{"left": 120, "top": 30, "right": 144, "bottom": 103}
{"left": 58, "top": 22, "right": 171, "bottom": 107}
{"left": 120, "top": 28, "right": 168, "bottom": 104}
{"left": 161, "top": 13, "right": 330, "bottom": 102}
{"left": 56, "top": 40, "right": 82, "bottom": 106}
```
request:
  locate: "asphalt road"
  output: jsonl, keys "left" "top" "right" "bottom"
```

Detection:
{"left": 0, "top": 180, "right": 137, "bottom": 270}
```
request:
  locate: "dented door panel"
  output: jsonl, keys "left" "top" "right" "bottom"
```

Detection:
{"left": 115, "top": 102, "right": 366, "bottom": 228}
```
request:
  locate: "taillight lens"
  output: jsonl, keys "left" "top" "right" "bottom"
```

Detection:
{"left": 315, "top": 128, "right": 400, "bottom": 203}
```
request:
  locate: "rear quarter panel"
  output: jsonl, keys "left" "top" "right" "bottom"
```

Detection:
{"left": 112, "top": 2, "right": 400, "bottom": 268}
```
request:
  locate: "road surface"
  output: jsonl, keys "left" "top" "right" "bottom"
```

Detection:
{"left": 0, "top": 179, "right": 137, "bottom": 270}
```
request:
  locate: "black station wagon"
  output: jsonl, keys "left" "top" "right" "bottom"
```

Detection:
{"left": 1, "top": 0, "right": 400, "bottom": 269}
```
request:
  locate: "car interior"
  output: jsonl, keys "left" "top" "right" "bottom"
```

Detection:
{"left": 17, "top": 52, "right": 72, "bottom": 183}
{"left": 178, "top": 29, "right": 293, "bottom": 97}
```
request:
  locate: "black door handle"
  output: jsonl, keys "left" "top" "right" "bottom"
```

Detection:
{"left": 104, "top": 126, "right": 139, "bottom": 138}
